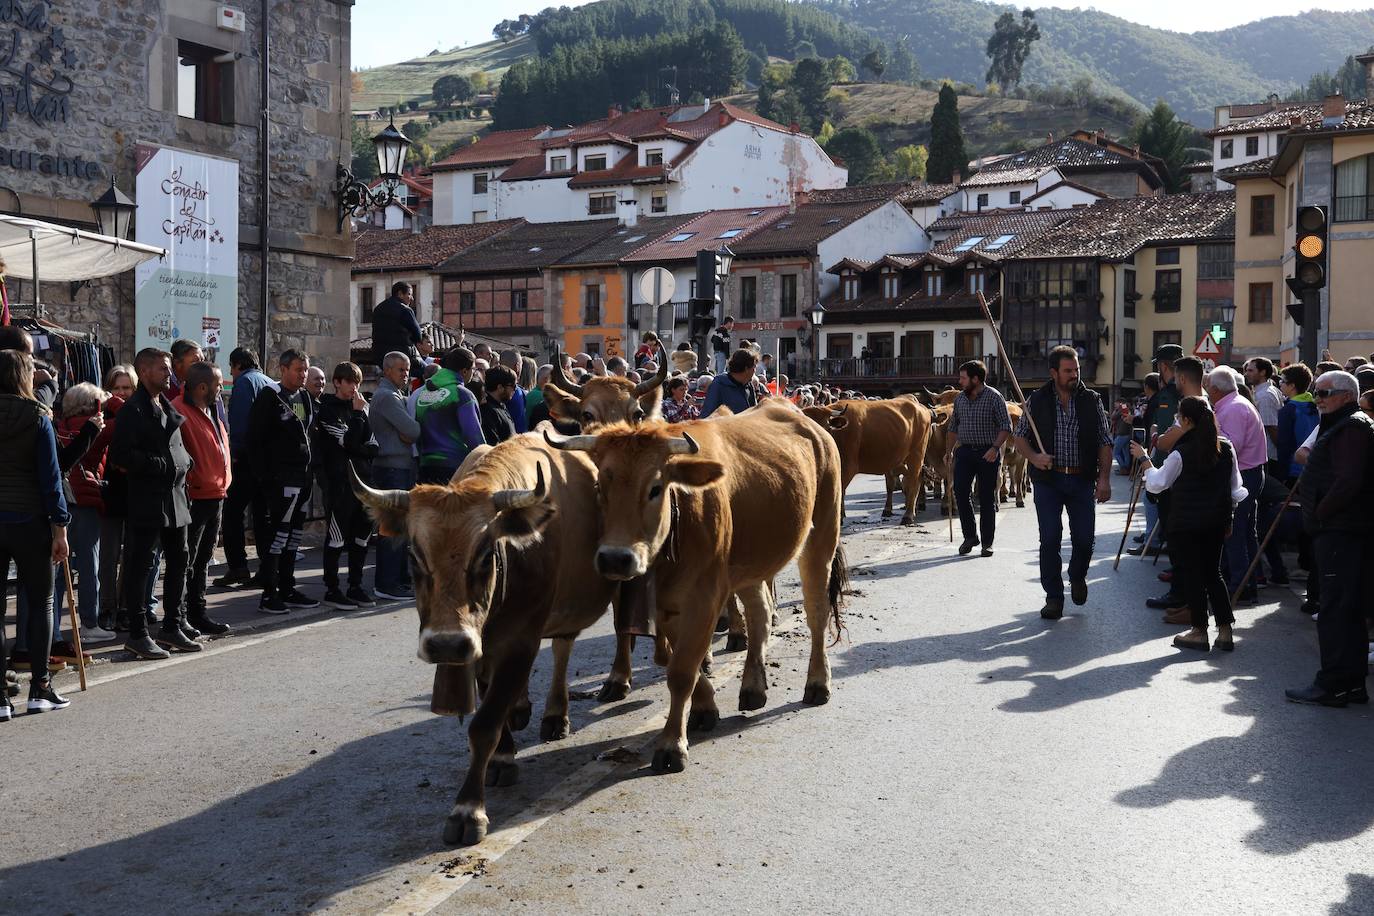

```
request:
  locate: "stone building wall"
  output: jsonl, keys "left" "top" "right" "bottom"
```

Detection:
{"left": 0, "top": 0, "right": 353, "bottom": 367}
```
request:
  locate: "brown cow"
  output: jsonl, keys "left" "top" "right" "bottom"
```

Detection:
{"left": 804, "top": 397, "right": 932, "bottom": 525}
{"left": 544, "top": 401, "right": 847, "bottom": 773}
{"left": 352, "top": 437, "right": 617, "bottom": 846}
{"left": 922, "top": 404, "right": 955, "bottom": 512}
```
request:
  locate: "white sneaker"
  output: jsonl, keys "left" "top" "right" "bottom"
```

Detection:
{"left": 80, "top": 626, "right": 117, "bottom": 642}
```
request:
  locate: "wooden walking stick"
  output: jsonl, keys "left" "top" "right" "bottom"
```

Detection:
{"left": 1113, "top": 457, "right": 1146, "bottom": 570}
{"left": 61, "top": 560, "right": 88, "bottom": 692}
{"left": 1139, "top": 517, "right": 1160, "bottom": 562}
{"left": 946, "top": 465, "right": 954, "bottom": 542}
{"left": 976, "top": 292, "right": 1046, "bottom": 454}
{"left": 1230, "top": 478, "right": 1301, "bottom": 606}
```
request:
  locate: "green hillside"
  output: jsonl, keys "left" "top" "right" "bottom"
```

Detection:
{"left": 354, "top": 35, "right": 532, "bottom": 110}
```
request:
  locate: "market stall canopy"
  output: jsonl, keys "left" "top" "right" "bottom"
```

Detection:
{"left": 0, "top": 214, "right": 165, "bottom": 282}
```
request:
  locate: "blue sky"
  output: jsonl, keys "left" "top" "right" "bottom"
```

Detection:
{"left": 350, "top": 0, "right": 1373, "bottom": 70}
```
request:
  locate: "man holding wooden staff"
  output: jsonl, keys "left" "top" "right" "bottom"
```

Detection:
{"left": 1013, "top": 345, "right": 1113, "bottom": 620}
{"left": 946, "top": 359, "right": 1011, "bottom": 557}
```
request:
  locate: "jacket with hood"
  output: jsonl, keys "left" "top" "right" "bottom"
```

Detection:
{"left": 1276, "top": 391, "right": 1319, "bottom": 480}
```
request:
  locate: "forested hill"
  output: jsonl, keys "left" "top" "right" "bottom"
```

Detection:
{"left": 811, "top": 0, "right": 1374, "bottom": 124}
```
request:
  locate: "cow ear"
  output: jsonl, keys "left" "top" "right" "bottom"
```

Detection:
{"left": 543, "top": 384, "right": 581, "bottom": 422}
{"left": 665, "top": 457, "right": 725, "bottom": 489}
{"left": 637, "top": 385, "right": 663, "bottom": 419}
{"left": 370, "top": 506, "right": 409, "bottom": 539}
{"left": 491, "top": 503, "right": 557, "bottom": 546}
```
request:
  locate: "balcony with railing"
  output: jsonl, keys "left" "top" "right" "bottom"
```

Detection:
{"left": 818, "top": 354, "right": 1000, "bottom": 387}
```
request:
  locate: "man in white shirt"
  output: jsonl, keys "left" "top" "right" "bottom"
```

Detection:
{"left": 1245, "top": 357, "right": 1284, "bottom": 472}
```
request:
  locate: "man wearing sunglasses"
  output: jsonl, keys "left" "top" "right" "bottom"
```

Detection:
{"left": 1286, "top": 371, "right": 1374, "bottom": 707}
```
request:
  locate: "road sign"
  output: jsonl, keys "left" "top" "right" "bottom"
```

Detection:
{"left": 637, "top": 267, "right": 675, "bottom": 307}
{"left": 1193, "top": 330, "right": 1221, "bottom": 358}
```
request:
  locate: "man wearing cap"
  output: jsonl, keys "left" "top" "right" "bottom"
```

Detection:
{"left": 1133, "top": 343, "right": 1182, "bottom": 557}
{"left": 1286, "top": 371, "right": 1374, "bottom": 706}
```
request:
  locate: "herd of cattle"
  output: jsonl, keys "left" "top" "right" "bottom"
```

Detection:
{"left": 350, "top": 348, "right": 1031, "bottom": 846}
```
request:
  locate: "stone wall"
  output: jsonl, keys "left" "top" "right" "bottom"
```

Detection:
{"left": 0, "top": 0, "right": 353, "bottom": 367}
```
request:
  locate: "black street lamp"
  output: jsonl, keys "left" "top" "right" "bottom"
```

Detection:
{"left": 335, "top": 115, "right": 413, "bottom": 230}
{"left": 90, "top": 177, "right": 136, "bottom": 239}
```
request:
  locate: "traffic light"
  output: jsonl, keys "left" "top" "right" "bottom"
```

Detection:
{"left": 689, "top": 247, "right": 734, "bottom": 340}
{"left": 1285, "top": 205, "right": 1328, "bottom": 308}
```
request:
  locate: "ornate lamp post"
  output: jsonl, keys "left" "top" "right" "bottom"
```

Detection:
{"left": 809, "top": 303, "right": 825, "bottom": 382}
{"left": 335, "top": 115, "right": 412, "bottom": 230}
{"left": 90, "top": 178, "right": 137, "bottom": 239}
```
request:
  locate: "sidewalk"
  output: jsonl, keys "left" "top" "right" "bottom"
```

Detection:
{"left": 4, "top": 546, "right": 408, "bottom": 680}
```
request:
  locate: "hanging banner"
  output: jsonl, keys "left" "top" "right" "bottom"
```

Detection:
{"left": 134, "top": 144, "right": 238, "bottom": 372}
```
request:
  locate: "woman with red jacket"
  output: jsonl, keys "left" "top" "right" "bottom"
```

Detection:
{"left": 55, "top": 384, "right": 112, "bottom": 645}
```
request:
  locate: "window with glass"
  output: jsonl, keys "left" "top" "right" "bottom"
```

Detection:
{"left": 1152, "top": 330, "right": 1181, "bottom": 354}
{"left": 882, "top": 271, "right": 900, "bottom": 298}
{"left": 1198, "top": 243, "right": 1233, "bottom": 279}
{"left": 1155, "top": 247, "right": 1180, "bottom": 265}
{"left": 645, "top": 148, "right": 664, "bottom": 166}
{"left": 1122, "top": 328, "right": 1137, "bottom": 379}
{"left": 1334, "top": 154, "right": 1374, "bottom": 222}
{"left": 1154, "top": 269, "right": 1182, "bottom": 311}
{"left": 976, "top": 193, "right": 989, "bottom": 209}
{"left": 925, "top": 270, "right": 942, "bottom": 297}
{"left": 868, "top": 332, "right": 895, "bottom": 358}
{"left": 588, "top": 192, "right": 616, "bottom": 215}
{"left": 1220, "top": 139, "right": 1234, "bottom": 159}
{"left": 651, "top": 191, "right": 667, "bottom": 213}
{"left": 1250, "top": 194, "right": 1275, "bottom": 235}
{"left": 902, "top": 331, "right": 933, "bottom": 360}
{"left": 550, "top": 155, "right": 568, "bottom": 171}
{"left": 511, "top": 289, "right": 528, "bottom": 310}
{"left": 177, "top": 40, "right": 235, "bottom": 124}
{"left": 740, "top": 276, "right": 758, "bottom": 319}
{"left": 1245, "top": 136, "right": 1259, "bottom": 157}
{"left": 359, "top": 285, "right": 375, "bottom": 325}
{"left": 460, "top": 291, "right": 476, "bottom": 312}
{"left": 826, "top": 333, "right": 853, "bottom": 359}
{"left": 1248, "top": 282, "right": 1273, "bottom": 323}
{"left": 1009, "top": 190, "right": 1021, "bottom": 205}
{"left": 842, "top": 274, "right": 860, "bottom": 300}
{"left": 584, "top": 155, "right": 607, "bottom": 171}
{"left": 473, "top": 172, "right": 489, "bottom": 195}
{"left": 780, "top": 274, "right": 797, "bottom": 316}
{"left": 967, "top": 270, "right": 985, "bottom": 294}
{"left": 1123, "top": 269, "right": 1137, "bottom": 318}
{"left": 583, "top": 285, "right": 602, "bottom": 325}
{"left": 955, "top": 329, "right": 983, "bottom": 358}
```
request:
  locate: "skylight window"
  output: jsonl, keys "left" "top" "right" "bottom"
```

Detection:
{"left": 823, "top": 218, "right": 842, "bottom": 225}
{"left": 717, "top": 228, "right": 744, "bottom": 238}
{"left": 953, "top": 236, "right": 985, "bottom": 252}
{"left": 667, "top": 232, "right": 696, "bottom": 243}
{"left": 773, "top": 221, "right": 793, "bottom": 230}
{"left": 528, "top": 246, "right": 542, "bottom": 252}
{"left": 746, "top": 210, "right": 762, "bottom": 216}
{"left": 621, "top": 235, "right": 644, "bottom": 244}
{"left": 985, "top": 234, "right": 1015, "bottom": 250}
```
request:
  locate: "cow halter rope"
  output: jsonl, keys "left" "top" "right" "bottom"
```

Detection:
{"left": 975, "top": 292, "right": 1046, "bottom": 455}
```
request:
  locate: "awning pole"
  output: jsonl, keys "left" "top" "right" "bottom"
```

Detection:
{"left": 30, "top": 229, "right": 40, "bottom": 320}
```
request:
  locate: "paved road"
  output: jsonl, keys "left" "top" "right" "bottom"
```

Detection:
{"left": 2, "top": 474, "right": 1370, "bottom": 914}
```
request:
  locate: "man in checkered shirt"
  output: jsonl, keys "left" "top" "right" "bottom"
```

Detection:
{"left": 1013, "top": 345, "right": 1113, "bottom": 620}
{"left": 946, "top": 359, "right": 1011, "bottom": 557}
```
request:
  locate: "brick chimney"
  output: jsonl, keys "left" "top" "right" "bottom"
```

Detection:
{"left": 607, "top": 104, "right": 621, "bottom": 119}
{"left": 951, "top": 169, "right": 961, "bottom": 185}
{"left": 789, "top": 121, "right": 800, "bottom": 134}
{"left": 1323, "top": 92, "right": 1346, "bottom": 122}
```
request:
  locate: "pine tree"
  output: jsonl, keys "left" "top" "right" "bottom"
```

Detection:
{"left": 985, "top": 10, "right": 1041, "bottom": 89}
{"left": 1131, "top": 100, "right": 1189, "bottom": 194}
{"left": 890, "top": 38, "right": 918, "bottom": 84}
{"left": 790, "top": 57, "right": 833, "bottom": 134}
{"left": 927, "top": 84, "right": 969, "bottom": 184}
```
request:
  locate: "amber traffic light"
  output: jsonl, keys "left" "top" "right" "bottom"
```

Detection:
{"left": 1291, "top": 205, "right": 1327, "bottom": 292}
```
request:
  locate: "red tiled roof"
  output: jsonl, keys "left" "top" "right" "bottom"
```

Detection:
{"left": 555, "top": 213, "right": 705, "bottom": 266}
{"left": 1216, "top": 156, "right": 1275, "bottom": 182}
{"left": 960, "top": 165, "right": 1054, "bottom": 188}
{"left": 1208, "top": 104, "right": 1315, "bottom": 137}
{"left": 1286, "top": 98, "right": 1374, "bottom": 135}
{"left": 729, "top": 199, "right": 892, "bottom": 257}
{"left": 805, "top": 181, "right": 958, "bottom": 206}
{"left": 429, "top": 126, "right": 550, "bottom": 172}
{"left": 921, "top": 209, "right": 1071, "bottom": 266}
{"left": 436, "top": 218, "right": 622, "bottom": 274}
{"left": 1013, "top": 192, "right": 1236, "bottom": 260}
{"left": 351, "top": 220, "right": 521, "bottom": 273}
{"left": 367, "top": 173, "right": 434, "bottom": 200}
{"left": 969, "top": 135, "right": 1164, "bottom": 189}
{"left": 621, "top": 207, "right": 788, "bottom": 263}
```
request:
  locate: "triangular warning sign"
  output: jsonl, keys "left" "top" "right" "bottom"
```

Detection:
{"left": 1194, "top": 331, "right": 1221, "bottom": 357}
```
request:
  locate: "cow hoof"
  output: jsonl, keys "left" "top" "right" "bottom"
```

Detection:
{"left": 738, "top": 686, "right": 767, "bottom": 711}
{"left": 688, "top": 707, "right": 720, "bottom": 733}
{"left": 485, "top": 760, "right": 519, "bottom": 788}
{"left": 802, "top": 682, "right": 831, "bottom": 706}
{"left": 900, "top": 515, "right": 916, "bottom": 527}
{"left": 507, "top": 705, "right": 531, "bottom": 732}
{"left": 1016, "top": 500, "right": 1025, "bottom": 508}
{"left": 540, "top": 715, "right": 570, "bottom": 741}
{"left": 724, "top": 633, "right": 747, "bottom": 653}
{"left": 651, "top": 748, "right": 687, "bottom": 773}
{"left": 699, "top": 656, "right": 713, "bottom": 677}
{"left": 881, "top": 509, "right": 894, "bottom": 518}
{"left": 443, "top": 809, "right": 488, "bottom": 847}
{"left": 597, "top": 680, "right": 630, "bottom": 702}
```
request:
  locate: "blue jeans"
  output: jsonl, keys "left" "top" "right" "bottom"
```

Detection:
{"left": 1223, "top": 466, "right": 1264, "bottom": 594}
{"left": 713, "top": 351, "right": 726, "bottom": 374}
{"left": 953, "top": 445, "right": 999, "bottom": 547}
{"left": 1112, "top": 435, "right": 1133, "bottom": 472}
{"left": 373, "top": 463, "right": 415, "bottom": 593}
{"left": 16, "top": 505, "right": 101, "bottom": 644}
{"left": 1032, "top": 472, "right": 1096, "bottom": 600}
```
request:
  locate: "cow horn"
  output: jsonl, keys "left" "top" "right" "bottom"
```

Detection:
{"left": 542, "top": 427, "right": 599, "bottom": 452}
{"left": 350, "top": 462, "right": 409, "bottom": 512}
{"left": 665, "top": 431, "right": 699, "bottom": 455}
{"left": 631, "top": 342, "right": 669, "bottom": 397}
{"left": 492, "top": 462, "right": 547, "bottom": 511}
{"left": 829, "top": 404, "right": 848, "bottom": 418}
{"left": 547, "top": 345, "right": 585, "bottom": 397}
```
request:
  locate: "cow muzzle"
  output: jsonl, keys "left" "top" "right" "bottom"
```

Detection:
{"left": 595, "top": 545, "right": 647, "bottom": 581}
{"left": 419, "top": 627, "right": 482, "bottom": 665}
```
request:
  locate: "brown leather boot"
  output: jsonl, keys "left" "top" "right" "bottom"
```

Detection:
{"left": 1163, "top": 606, "right": 1192, "bottom": 626}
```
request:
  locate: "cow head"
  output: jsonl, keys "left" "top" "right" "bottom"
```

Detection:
{"left": 544, "top": 426, "right": 722, "bottom": 580}
{"left": 350, "top": 463, "right": 555, "bottom": 665}
{"left": 543, "top": 344, "right": 667, "bottom": 430}
{"left": 802, "top": 404, "right": 849, "bottom": 431}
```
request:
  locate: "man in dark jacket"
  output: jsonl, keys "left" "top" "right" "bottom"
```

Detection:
{"left": 709, "top": 316, "right": 734, "bottom": 375}
{"left": 216, "top": 347, "right": 273, "bottom": 588}
{"left": 480, "top": 365, "right": 519, "bottom": 445}
{"left": 370, "top": 281, "right": 423, "bottom": 374}
{"left": 108, "top": 348, "right": 200, "bottom": 659}
{"left": 1286, "top": 371, "right": 1374, "bottom": 707}
{"left": 701, "top": 348, "right": 766, "bottom": 418}
{"left": 311, "top": 361, "right": 379, "bottom": 610}
{"left": 1013, "top": 345, "right": 1113, "bottom": 620}
{"left": 246, "top": 349, "right": 318, "bottom": 614}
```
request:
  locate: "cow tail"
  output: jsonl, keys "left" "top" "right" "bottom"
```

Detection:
{"left": 827, "top": 541, "right": 850, "bottom": 645}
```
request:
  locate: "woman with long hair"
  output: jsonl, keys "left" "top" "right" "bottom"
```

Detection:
{"left": 105, "top": 364, "right": 136, "bottom": 401}
{"left": 1132, "top": 395, "right": 1246, "bottom": 652}
{"left": 0, "top": 349, "right": 72, "bottom": 717}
